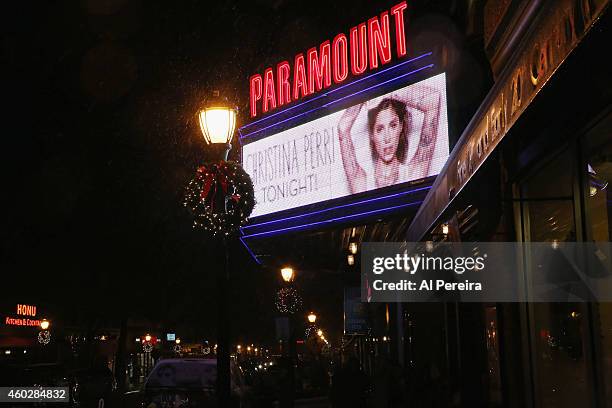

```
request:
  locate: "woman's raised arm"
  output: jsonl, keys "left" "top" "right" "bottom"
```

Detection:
{"left": 395, "top": 86, "right": 441, "bottom": 178}
{"left": 337, "top": 103, "right": 367, "bottom": 194}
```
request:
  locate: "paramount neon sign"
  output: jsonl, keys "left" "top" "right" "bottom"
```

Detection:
{"left": 249, "top": 1, "right": 409, "bottom": 118}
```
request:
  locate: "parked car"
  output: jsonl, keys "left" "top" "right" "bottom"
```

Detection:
{"left": 142, "top": 358, "right": 250, "bottom": 408}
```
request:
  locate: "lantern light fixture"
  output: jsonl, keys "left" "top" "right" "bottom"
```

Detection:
{"left": 347, "top": 254, "right": 355, "bottom": 266}
{"left": 197, "top": 90, "right": 238, "bottom": 160}
{"left": 281, "top": 266, "right": 295, "bottom": 283}
{"left": 40, "top": 319, "right": 50, "bottom": 331}
{"left": 442, "top": 223, "right": 449, "bottom": 235}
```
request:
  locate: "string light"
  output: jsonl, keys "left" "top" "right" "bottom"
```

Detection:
{"left": 184, "top": 161, "right": 255, "bottom": 236}
{"left": 38, "top": 330, "right": 51, "bottom": 345}
{"left": 275, "top": 286, "right": 303, "bottom": 314}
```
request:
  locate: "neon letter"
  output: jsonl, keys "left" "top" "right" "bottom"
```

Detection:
{"left": 368, "top": 12, "right": 392, "bottom": 69}
{"left": 293, "top": 53, "right": 309, "bottom": 100}
{"left": 391, "top": 1, "right": 408, "bottom": 57}
{"left": 307, "top": 41, "right": 331, "bottom": 94}
{"left": 332, "top": 33, "right": 349, "bottom": 83}
{"left": 249, "top": 74, "right": 262, "bottom": 118}
{"left": 277, "top": 61, "right": 291, "bottom": 106}
{"left": 263, "top": 68, "right": 277, "bottom": 113}
{"left": 350, "top": 23, "right": 368, "bottom": 76}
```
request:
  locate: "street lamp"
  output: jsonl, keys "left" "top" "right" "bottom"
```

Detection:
{"left": 196, "top": 90, "right": 240, "bottom": 407}
{"left": 197, "top": 90, "right": 237, "bottom": 161}
{"left": 307, "top": 313, "right": 317, "bottom": 324}
{"left": 347, "top": 254, "right": 355, "bottom": 266}
{"left": 317, "top": 329, "right": 323, "bottom": 337}
{"left": 278, "top": 266, "right": 300, "bottom": 408}
{"left": 40, "top": 319, "right": 50, "bottom": 330}
{"left": 281, "top": 266, "right": 294, "bottom": 283}
{"left": 442, "top": 223, "right": 449, "bottom": 235}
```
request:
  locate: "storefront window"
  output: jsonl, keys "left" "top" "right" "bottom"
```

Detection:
{"left": 521, "top": 150, "right": 591, "bottom": 408}
{"left": 583, "top": 113, "right": 612, "bottom": 406}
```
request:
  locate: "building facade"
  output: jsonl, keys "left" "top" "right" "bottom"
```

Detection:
{"left": 402, "top": 0, "right": 611, "bottom": 406}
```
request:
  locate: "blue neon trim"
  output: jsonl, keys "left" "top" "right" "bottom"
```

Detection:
{"left": 240, "top": 64, "right": 435, "bottom": 140}
{"left": 320, "top": 64, "right": 434, "bottom": 107}
{"left": 239, "top": 236, "right": 261, "bottom": 265}
{"left": 242, "top": 185, "right": 431, "bottom": 230}
{"left": 240, "top": 52, "right": 433, "bottom": 132}
{"left": 241, "top": 104, "right": 330, "bottom": 140}
{"left": 242, "top": 200, "right": 423, "bottom": 239}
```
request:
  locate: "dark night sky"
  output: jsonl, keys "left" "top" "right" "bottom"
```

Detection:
{"left": 1, "top": 0, "right": 490, "bottom": 343}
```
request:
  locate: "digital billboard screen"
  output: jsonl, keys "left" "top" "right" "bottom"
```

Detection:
{"left": 242, "top": 72, "right": 449, "bottom": 218}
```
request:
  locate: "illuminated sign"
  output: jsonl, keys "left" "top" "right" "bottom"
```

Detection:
{"left": 16, "top": 304, "right": 37, "bottom": 317}
{"left": 5, "top": 317, "right": 41, "bottom": 327}
{"left": 166, "top": 333, "right": 176, "bottom": 341}
{"left": 242, "top": 73, "right": 449, "bottom": 218}
{"left": 3, "top": 304, "right": 42, "bottom": 327}
{"left": 249, "top": 1, "right": 409, "bottom": 118}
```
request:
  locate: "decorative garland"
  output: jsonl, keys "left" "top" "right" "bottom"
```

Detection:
{"left": 184, "top": 161, "right": 255, "bottom": 236}
{"left": 275, "top": 286, "right": 303, "bottom": 314}
{"left": 142, "top": 342, "right": 153, "bottom": 353}
{"left": 305, "top": 326, "right": 318, "bottom": 339}
{"left": 38, "top": 330, "right": 51, "bottom": 345}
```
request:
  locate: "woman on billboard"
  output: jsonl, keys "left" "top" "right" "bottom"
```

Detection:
{"left": 338, "top": 85, "right": 441, "bottom": 194}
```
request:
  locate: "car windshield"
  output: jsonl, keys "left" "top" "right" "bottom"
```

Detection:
{"left": 146, "top": 360, "right": 216, "bottom": 389}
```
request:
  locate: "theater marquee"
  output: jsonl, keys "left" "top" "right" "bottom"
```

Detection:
{"left": 243, "top": 73, "right": 449, "bottom": 218}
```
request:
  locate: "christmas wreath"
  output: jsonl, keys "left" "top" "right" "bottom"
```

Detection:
{"left": 184, "top": 161, "right": 255, "bottom": 236}
{"left": 275, "top": 286, "right": 303, "bottom": 314}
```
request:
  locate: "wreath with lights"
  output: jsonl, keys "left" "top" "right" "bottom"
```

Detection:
{"left": 305, "top": 326, "right": 319, "bottom": 339}
{"left": 275, "top": 286, "right": 303, "bottom": 314}
{"left": 38, "top": 330, "right": 51, "bottom": 345}
{"left": 184, "top": 161, "right": 255, "bottom": 236}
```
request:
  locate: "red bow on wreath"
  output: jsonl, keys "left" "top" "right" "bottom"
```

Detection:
{"left": 197, "top": 161, "right": 241, "bottom": 211}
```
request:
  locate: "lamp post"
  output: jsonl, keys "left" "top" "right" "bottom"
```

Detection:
{"left": 307, "top": 313, "right": 317, "bottom": 324}
{"left": 278, "top": 266, "right": 299, "bottom": 408}
{"left": 38, "top": 319, "right": 51, "bottom": 346}
{"left": 197, "top": 90, "right": 238, "bottom": 407}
